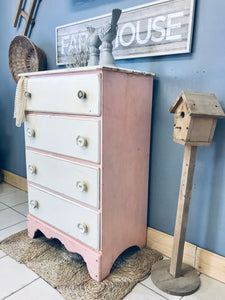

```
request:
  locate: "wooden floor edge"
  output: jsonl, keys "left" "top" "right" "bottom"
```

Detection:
{"left": 147, "top": 227, "right": 225, "bottom": 284}
{"left": 1, "top": 169, "right": 27, "bottom": 192}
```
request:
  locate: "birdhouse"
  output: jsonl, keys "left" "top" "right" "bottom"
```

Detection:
{"left": 169, "top": 91, "right": 225, "bottom": 146}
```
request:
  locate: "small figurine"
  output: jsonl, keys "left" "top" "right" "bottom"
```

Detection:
{"left": 99, "top": 8, "right": 122, "bottom": 66}
{"left": 87, "top": 26, "right": 102, "bottom": 66}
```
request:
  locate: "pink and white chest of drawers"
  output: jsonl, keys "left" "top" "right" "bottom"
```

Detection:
{"left": 23, "top": 66, "right": 154, "bottom": 281}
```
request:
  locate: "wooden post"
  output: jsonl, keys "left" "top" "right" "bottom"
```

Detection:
{"left": 151, "top": 90, "right": 224, "bottom": 296}
{"left": 151, "top": 144, "right": 200, "bottom": 296}
{"left": 12, "top": 0, "right": 37, "bottom": 36}
{"left": 170, "top": 144, "right": 197, "bottom": 277}
{"left": 12, "top": 0, "right": 23, "bottom": 28}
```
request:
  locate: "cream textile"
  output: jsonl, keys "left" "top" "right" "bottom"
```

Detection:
{"left": 14, "top": 76, "right": 28, "bottom": 127}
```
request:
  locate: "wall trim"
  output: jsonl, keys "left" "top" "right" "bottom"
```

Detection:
{"left": 2, "top": 169, "right": 27, "bottom": 192}
{"left": 147, "top": 227, "right": 225, "bottom": 284}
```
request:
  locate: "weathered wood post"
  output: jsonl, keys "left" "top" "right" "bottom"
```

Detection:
{"left": 170, "top": 144, "right": 197, "bottom": 278}
{"left": 151, "top": 91, "right": 225, "bottom": 296}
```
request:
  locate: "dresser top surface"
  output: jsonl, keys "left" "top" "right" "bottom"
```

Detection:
{"left": 19, "top": 65, "right": 155, "bottom": 78}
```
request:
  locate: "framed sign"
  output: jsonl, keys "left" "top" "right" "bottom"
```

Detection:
{"left": 56, "top": 0, "right": 196, "bottom": 65}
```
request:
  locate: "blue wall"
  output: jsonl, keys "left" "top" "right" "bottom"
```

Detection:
{"left": 0, "top": 0, "right": 225, "bottom": 257}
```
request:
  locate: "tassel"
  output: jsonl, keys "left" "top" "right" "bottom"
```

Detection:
{"left": 14, "top": 76, "right": 28, "bottom": 127}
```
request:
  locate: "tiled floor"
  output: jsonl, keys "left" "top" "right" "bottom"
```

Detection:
{"left": 0, "top": 182, "right": 225, "bottom": 300}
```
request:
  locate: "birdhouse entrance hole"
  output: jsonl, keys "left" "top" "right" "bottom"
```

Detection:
{"left": 180, "top": 111, "right": 185, "bottom": 118}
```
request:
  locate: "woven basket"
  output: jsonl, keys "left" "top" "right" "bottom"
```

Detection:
{"left": 9, "top": 35, "right": 47, "bottom": 83}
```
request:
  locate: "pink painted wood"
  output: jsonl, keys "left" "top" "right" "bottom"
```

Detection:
{"left": 26, "top": 67, "right": 154, "bottom": 281}
{"left": 27, "top": 214, "right": 103, "bottom": 280}
{"left": 100, "top": 70, "right": 153, "bottom": 276}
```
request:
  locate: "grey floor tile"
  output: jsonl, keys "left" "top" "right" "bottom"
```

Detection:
{"left": 5, "top": 278, "right": 65, "bottom": 300}
{"left": 0, "top": 183, "right": 19, "bottom": 197}
{"left": 0, "top": 208, "right": 26, "bottom": 231}
{"left": 0, "top": 202, "right": 8, "bottom": 211}
{"left": 13, "top": 202, "right": 29, "bottom": 216}
{"left": 0, "top": 250, "right": 6, "bottom": 259}
{"left": 124, "top": 283, "right": 167, "bottom": 299}
{"left": 183, "top": 274, "right": 225, "bottom": 300}
{"left": 0, "top": 190, "right": 28, "bottom": 207}
{"left": 0, "top": 256, "right": 38, "bottom": 299}
{"left": 141, "top": 275, "right": 182, "bottom": 300}
{"left": 0, "top": 221, "right": 27, "bottom": 241}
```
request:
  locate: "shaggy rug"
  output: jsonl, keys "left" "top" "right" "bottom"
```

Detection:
{"left": 0, "top": 230, "right": 162, "bottom": 300}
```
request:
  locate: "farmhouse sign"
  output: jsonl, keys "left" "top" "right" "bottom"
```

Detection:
{"left": 56, "top": 0, "right": 195, "bottom": 65}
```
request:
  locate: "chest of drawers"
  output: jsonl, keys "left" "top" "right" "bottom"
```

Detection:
{"left": 23, "top": 66, "right": 154, "bottom": 281}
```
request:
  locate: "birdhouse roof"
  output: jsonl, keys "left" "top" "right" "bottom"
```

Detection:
{"left": 169, "top": 91, "right": 225, "bottom": 118}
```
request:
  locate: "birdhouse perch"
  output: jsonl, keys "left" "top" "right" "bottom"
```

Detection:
{"left": 169, "top": 91, "right": 225, "bottom": 146}
{"left": 151, "top": 91, "right": 225, "bottom": 296}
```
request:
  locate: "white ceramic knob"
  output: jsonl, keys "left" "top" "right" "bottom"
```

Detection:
{"left": 28, "top": 164, "right": 37, "bottom": 174}
{"left": 24, "top": 91, "right": 31, "bottom": 99}
{"left": 30, "top": 200, "right": 39, "bottom": 209}
{"left": 76, "top": 136, "right": 88, "bottom": 147}
{"left": 27, "top": 128, "right": 35, "bottom": 137}
{"left": 77, "top": 223, "right": 88, "bottom": 234}
{"left": 77, "top": 90, "right": 87, "bottom": 100}
{"left": 76, "top": 181, "right": 88, "bottom": 192}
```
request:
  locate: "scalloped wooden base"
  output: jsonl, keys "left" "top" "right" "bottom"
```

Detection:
{"left": 27, "top": 214, "right": 112, "bottom": 281}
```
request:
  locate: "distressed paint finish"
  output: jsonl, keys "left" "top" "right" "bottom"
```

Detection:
{"left": 27, "top": 214, "right": 104, "bottom": 281}
{"left": 1, "top": 0, "right": 225, "bottom": 264}
{"left": 56, "top": 0, "right": 195, "bottom": 65}
{"left": 25, "top": 115, "right": 101, "bottom": 163}
{"left": 100, "top": 69, "right": 153, "bottom": 268}
{"left": 24, "top": 66, "right": 153, "bottom": 280}
{"left": 26, "top": 150, "right": 100, "bottom": 209}
{"left": 26, "top": 73, "right": 102, "bottom": 115}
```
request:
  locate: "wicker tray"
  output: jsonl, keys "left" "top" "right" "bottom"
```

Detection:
{"left": 9, "top": 35, "right": 47, "bottom": 83}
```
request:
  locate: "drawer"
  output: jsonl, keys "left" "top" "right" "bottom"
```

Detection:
{"left": 25, "top": 74, "right": 101, "bottom": 116}
{"left": 26, "top": 150, "right": 100, "bottom": 208}
{"left": 28, "top": 185, "right": 100, "bottom": 250}
{"left": 25, "top": 114, "right": 101, "bottom": 163}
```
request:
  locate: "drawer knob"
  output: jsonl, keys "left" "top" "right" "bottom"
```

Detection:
{"left": 76, "top": 136, "right": 88, "bottom": 147}
{"left": 30, "top": 200, "right": 39, "bottom": 209}
{"left": 24, "top": 91, "right": 31, "bottom": 99}
{"left": 76, "top": 181, "right": 88, "bottom": 192}
{"left": 77, "top": 222, "right": 88, "bottom": 234}
{"left": 77, "top": 90, "right": 87, "bottom": 100}
{"left": 28, "top": 164, "right": 37, "bottom": 174}
{"left": 27, "top": 128, "right": 35, "bottom": 137}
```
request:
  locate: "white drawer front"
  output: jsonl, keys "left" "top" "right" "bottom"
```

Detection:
{"left": 26, "top": 74, "right": 101, "bottom": 116}
{"left": 25, "top": 114, "right": 101, "bottom": 163}
{"left": 28, "top": 186, "right": 100, "bottom": 250}
{"left": 26, "top": 150, "right": 100, "bottom": 208}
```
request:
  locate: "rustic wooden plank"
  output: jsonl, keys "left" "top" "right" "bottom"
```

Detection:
{"left": 195, "top": 248, "right": 225, "bottom": 283}
{"left": 12, "top": 0, "right": 37, "bottom": 36}
{"left": 147, "top": 227, "right": 225, "bottom": 284}
{"left": 146, "top": 227, "right": 196, "bottom": 266}
{"left": 170, "top": 91, "right": 225, "bottom": 118}
{"left": 170, "top": 145, "right": 197, "bottom": 277}
{"left": 12, "top": 0, "right": 23, "bottom": 27}
{"left": 23, "top": 0, "right": 37, "bottom": 36}
{"left": 20, "top": 10, "right": 28, "bottom": 19}
{"left": 2, "top": 169, "right": 27, "bottom": 192}
{"left": 208, "top": 119, "right": 217, "bottom": 144}
{"left": 56, "top": 0, "right": 196, "bottom": 65}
